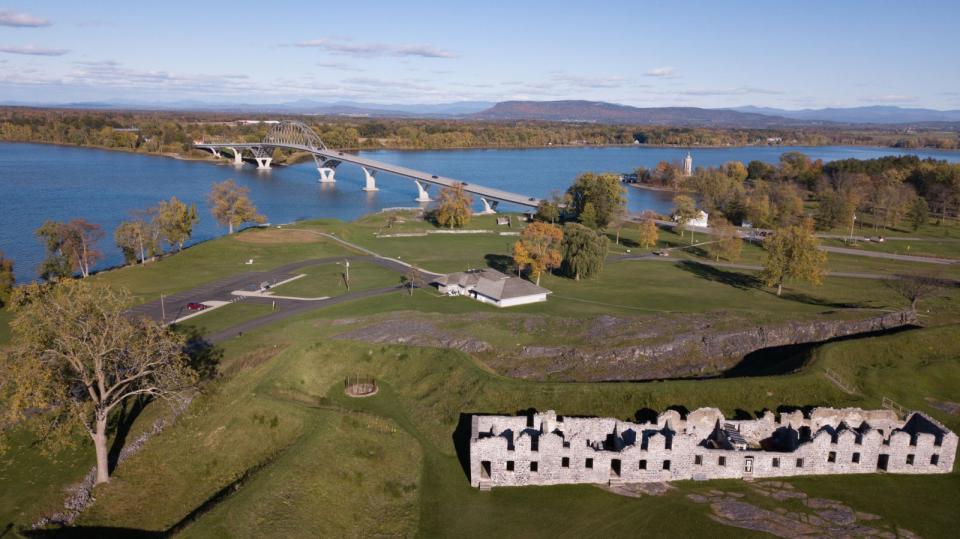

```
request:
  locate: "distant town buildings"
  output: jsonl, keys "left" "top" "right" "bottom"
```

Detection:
{"left": 683, "top": 152, "right": 693, "bottom": 176}
{"left": 469, "top": 408, "right": 957, "bottom": 490}
{"left": 433, "top": 268, "right": 551, "bottom": 307}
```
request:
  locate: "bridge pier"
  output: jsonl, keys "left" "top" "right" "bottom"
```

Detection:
{"left": 362, "top": 167, "right": 378, "bottom": 191}
{"left": 211, "top": 148, "right": 222, "bottom": 159}
{"left": 227, "top": 147, "right": 243, "bottom": 165}
{"left": 478, "top": 197, "right": 499, "bottom": 215}
{"left": 255, "top": 157, "right": 272, "bottom": 169}
{"left": 414, "top": 180, "right": 431, "bottom": 202}
{"left": 318, "top": 167, "right": 337, "bottom": 183}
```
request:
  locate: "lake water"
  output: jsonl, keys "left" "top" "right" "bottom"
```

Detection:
{"left": 2, "top": 142, "right": 960, "bottom": 282}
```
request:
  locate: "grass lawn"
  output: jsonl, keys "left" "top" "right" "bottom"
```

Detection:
{"left": 175, "top": 301, "right": 277, "bottom": 335}
{"left": 5, "top": 211, "right": 960, "bottom": 537}
{"left": 89, "top": 228, "right": 357, "bottom": 305}
{"left": 34, "top": 313, "right": 957, "bottom": 538}
{"left": 270, "top": 260, "right": 399, "bottom": 298}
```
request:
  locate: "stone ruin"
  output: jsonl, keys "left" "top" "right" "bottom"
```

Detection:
{"left": 469, "top": 407, "right": 957, "bottom": 489}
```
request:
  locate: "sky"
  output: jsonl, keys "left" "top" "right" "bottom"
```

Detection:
{"left": 0, "top": 0, "right": 958, "bottom": 109}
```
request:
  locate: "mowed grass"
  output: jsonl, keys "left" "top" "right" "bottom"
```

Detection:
{"left": 89, "top": 228, "right": 356, "bottom": 304}
{"left": 48, "top": 315, "right": 960, "bottom": 538}
{"left": 270, "top": 260, "right": 399, "bottom": 298}
{"left": 175, "top": 301, "right": 276, "bottom": 335}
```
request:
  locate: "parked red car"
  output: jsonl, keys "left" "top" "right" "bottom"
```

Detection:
{"left": 186, "top": 302, "right": 207, "bottom": 311}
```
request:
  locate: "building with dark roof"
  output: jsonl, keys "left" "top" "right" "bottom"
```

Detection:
{"left": 433, "top": 268, "right": 551, "bottom": 308}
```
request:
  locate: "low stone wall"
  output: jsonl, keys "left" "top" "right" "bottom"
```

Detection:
{"left": 519, "top": 310, "right": 916, "bottom": 381}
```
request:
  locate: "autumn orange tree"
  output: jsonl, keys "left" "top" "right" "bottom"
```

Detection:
{"left": 512, "top": 221, "right": 563, "bottom": 285}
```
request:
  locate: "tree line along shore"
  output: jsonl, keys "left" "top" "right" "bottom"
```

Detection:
{"left": 1, "top": 108, "right": 958, "bottom": 162}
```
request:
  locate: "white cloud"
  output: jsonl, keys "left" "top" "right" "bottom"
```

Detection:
{"left": 293, "top": 38, "right": 455, "bottom": 59}
{"left": 0, "top": 10, "right": 50, "bottom": 27}
{"left": 644, "top": 67, "right": 676, "bottom": 78}
{"left": 0, "top": 45, "right": 69, "bottom": 56}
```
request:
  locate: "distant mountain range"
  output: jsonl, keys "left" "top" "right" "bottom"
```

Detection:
{"left": 469, "top": 100, "right": 811, "bottom": 127}
{"left": 3, "top": 97, "right": 959, "bottom": 128}
{"left": 728, "top": 105, "right": 960, "bottom": 124}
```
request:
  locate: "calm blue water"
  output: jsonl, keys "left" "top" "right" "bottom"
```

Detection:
{"left": 2, "top": 142, "right": 959, "bottom": 282}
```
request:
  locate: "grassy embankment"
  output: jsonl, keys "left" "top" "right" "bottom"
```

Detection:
{"left": 4, "top": 309, "right": 954, "bottom": 537}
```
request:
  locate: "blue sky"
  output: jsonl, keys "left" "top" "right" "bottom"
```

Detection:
{"left": 0, "top": 0, "right": 958, "bottom": 109}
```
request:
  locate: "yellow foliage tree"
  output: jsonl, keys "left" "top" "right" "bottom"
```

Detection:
{"left": 435, "top": 184, "right": 473, "bottom": 228}
{"left": 514, "top": 222, "right": 563, "bottom": 285}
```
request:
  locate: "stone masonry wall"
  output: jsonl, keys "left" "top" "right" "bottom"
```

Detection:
{"left": 469, "top": 408, "right": 957, "bottom": 488}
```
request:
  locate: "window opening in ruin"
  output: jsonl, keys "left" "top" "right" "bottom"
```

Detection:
{"left": 852, "top": 452, "right": 861, "bottom": 464}
{"left": 562, "top": 441, "right": 570, "bottom": 448}
{"left": 611, "top": 459, "right": 622, "bottom": 478}
{"left": 531, "top": 437, "right": 539, "bottom": 452}
{"left": 663, "top": 460, "right": 672, "bottom": 471}
{"left": 527, "top": 415, "right": 534, "bottom": 428}
{"left": 719, "top": 456, "right": 727, "bottom": 467}
{"left": 828, "top": 451, "right": 837, "bottom": 463}
{"left": 931, "top": 454, "right": 939, "bottom": 466}
{"left": 530, "top": 461, "right": 538, "bottom": 472}
{"left": 744, "top": 457, "right": 753, "bottom": 473}
{"left": 772, "top": 458, "right": 780, "bottom": 468}
{"left": 695, "top": 455, "right": 703, "bottom": 466}
{"left": 796, "top": 458, "right": 804, "bottom": 468}
{"left": 585, "top": 458, "right": 594, "bottom": 469}
{"left": 906, "top": 454, "right": 915, "bottom": 465}
{"left": 506, "top": 461, "right": 515, "bottom": 472}
{"left": 639, "top": 459, "right": 647, "bottom": 470}
{"left": 665, "top": 437, "right": 672, "bottom": 450}
{"left": 877, "top": 454, "right": 889, "bottom": 471}
{"left": 561, "top": 457, "right": 570, "bottom": 468}
{"left": 481, "top": 461, "right": 491, "bottom": 479}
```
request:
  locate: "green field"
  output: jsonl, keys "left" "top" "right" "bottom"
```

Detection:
{"left": 269, "top": 259, "right": 399, "bottom": 298}
{"left": 3, "top": 211, "right": 960, "bottom": 537}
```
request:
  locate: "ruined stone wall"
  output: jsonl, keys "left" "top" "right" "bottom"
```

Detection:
{"left": 469, "top": 408, "right": 957, "bottom": 488}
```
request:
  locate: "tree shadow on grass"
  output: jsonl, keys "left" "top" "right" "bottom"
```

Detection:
{"left": 484, "top": 253, "right": 513, "bottom": 274}
{"left": 676, "top": 260, "right": 760, "bottom": 290}
{"left": 178, "top": 325, "right": 223, "bottom": 381}
{"left": 778, "top": 291, "right": 866, "bottom": 309}
{"left": 107, "top": 396, "right": 148, "bottom": 474}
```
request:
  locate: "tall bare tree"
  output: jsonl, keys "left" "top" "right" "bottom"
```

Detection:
{"left": 885, "top": 271, "right": 947, "bottom": 312}
{"left": 1, "top": 281, "right": 197, "bottom": 484}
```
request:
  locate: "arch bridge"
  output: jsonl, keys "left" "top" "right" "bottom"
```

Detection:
{"left": 194, "top": 121, "right": 540, "bottom": 212}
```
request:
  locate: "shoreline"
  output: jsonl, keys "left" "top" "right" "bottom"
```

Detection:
{"left": 3, "top": 139, "right": 959, "bottom": 165}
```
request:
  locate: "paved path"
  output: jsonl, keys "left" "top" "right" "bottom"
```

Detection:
{"left": 205, "top": 285, "right": 403, "bottom": 344}
{"left": 820, "top": 245, "right": 956, "bottom": 265}
{"left": 615, "top": 254, "right": 921, "bottom": 281}
{"left": 129, "top": 255, "right": 430, "bottom": 324}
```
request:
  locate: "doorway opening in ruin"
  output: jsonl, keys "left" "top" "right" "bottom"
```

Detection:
{"left": 610, "top": 459, "right": 622, "bottom": 478}
{"left": 744, "top": 456, "right": 754, "bottom": 475}
{"left": 481, "top": 461, "right": 491, "bottom": 479}
{"left": 877, "top": 454, "right": 889, "bottom": 471}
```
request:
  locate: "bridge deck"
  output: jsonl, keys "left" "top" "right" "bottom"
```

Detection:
{"left": 196, "top": 142, "right": 540, "bottom": 208}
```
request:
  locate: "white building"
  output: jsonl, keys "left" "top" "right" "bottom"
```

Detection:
{"left": 683, "top": 152, "right": 693, "bottom": 176}
{"left": 433, "top": 268, "right": 551, "bottom": 307}
{"left": 674, "top": 209, "right": 709, "bottom": 228}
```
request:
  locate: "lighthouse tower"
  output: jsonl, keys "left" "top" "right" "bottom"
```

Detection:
{"left": 683, "top": 152, "right": 693, "bottom": 177}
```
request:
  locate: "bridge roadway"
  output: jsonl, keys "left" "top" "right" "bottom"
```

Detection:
{"left": 196, "top": 141, "right": 541, "bottom": 209}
